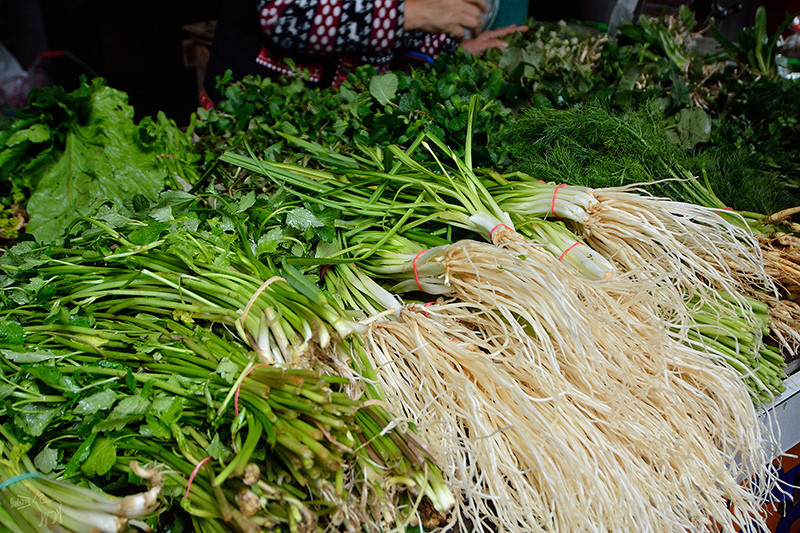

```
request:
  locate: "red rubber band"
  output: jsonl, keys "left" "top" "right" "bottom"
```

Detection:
{"left": 319, "top": 264, "right": 333, "bottom": 282}
{"left": 490, "top": 224, "right": 514, "bottom": 237}
{"left": 412, "top": 249, "right": 429, "bottom": 292}
{"left": 422, "top": 301, "right": 434, "bottom": 318}
{"left": 558, "top": 242, "right": 582, "bottom": 262}
{"left": 184, "top": 456, "right": 212, "bottom": 499}
{"left": 39, "top": 50, "right": 65, "bottom": 59}
{"left": 234, "top": 364, "right": 270, "bottom": 416}
{"left": 551, "top": 183, "right": 568, "bottom": 218}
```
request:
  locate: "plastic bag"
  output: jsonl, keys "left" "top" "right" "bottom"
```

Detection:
{"left": 0, "top": 44, "right": 47, "bottom": 108}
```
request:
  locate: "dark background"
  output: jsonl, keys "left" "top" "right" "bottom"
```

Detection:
{"left": 0, "top": 0, "right": 788, "bottom": 126}
{"left": 1, "top": 0, "right": 222, "bottom": 125}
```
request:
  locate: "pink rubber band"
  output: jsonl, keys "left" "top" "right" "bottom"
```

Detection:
{"left": 422, "top": 301, "right": 434, "bottom": 318}
{"left": 490, "top": 224, "right": 514, "bottom": 237}
{"left": 413, "top": 249, "right": 429, "bottom": 292}
{"left": 234, "top": 364, "right": 270, "bottom": 416}
{"left": 558, "top": 242, "right": 583, "bottom": 262}
{"left": 551, "top": 183, "right": 568, "bottom": 218}
{"left": 319, "top": 264, "right": 333, "bottom": 282}
{"left": 184, "top": 456, "right": 212, "bottom": 499}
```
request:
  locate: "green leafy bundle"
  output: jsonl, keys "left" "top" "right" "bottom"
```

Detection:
{"left": 0, "top": 201, "right": 452, "bottom": 532}
{"left": 495, "top": 99, "right": 797, "bottom": 213}
{"left": 0, "top": 77, "right": 196, "bottom": 243}
{"left": 193, "top": 57, "right": 511, "bottom": 172}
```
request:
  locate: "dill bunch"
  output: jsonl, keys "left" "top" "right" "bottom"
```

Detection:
{"left": 495, "top": 100, "right": 793, "bottom": 214}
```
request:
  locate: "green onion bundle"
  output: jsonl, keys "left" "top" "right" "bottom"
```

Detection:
{"left": 0, "top": 425, "right": 162, "bottom": 533}
{"left": 212, "top": 108, "right": 789, "bottom": 532}
{"left": 0, "top": 217, "right": 454, "bottom": 532}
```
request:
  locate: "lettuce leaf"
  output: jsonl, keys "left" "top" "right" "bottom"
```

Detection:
{"left": 24, "top": 80, "right": 168, "bottom": 242}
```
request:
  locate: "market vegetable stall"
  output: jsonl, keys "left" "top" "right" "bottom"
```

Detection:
{"left": 1, "top": 6, "right": 799, "bottom": 533}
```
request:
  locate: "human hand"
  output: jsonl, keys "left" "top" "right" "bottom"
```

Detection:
{"left": 461, "top": 24, "right": 528, "bottom": 55}
{"left": 404, "top": 0, "right": 489, "bottom": 39}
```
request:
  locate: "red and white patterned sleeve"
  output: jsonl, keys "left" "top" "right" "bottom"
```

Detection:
{"left": 257, "top": 0, "right": 405, "bottom": 56}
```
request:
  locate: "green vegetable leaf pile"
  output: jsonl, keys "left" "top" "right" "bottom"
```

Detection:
{"left": 0, "top": 77, "right": 183, "bottom": 243}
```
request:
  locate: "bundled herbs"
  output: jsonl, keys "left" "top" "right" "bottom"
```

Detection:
{"left": 0, "top": 425, "right": 163, "bottom": 533}
{"left": 216, "top": 113, "right": 788, "bottom": 531}
{"left": 495, "top": 100, "right": 796, "bottom": 213}
{"left": 0, "top": 206, "right": 454, "bottom": 532}
{"left": 0, "top": 5, "right": 797, "bottom": 533}
{"left": 193, "top": 59, "right": 511, "bottom": 172}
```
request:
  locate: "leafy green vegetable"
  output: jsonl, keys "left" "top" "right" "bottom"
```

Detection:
{"left": 0, "top": 78, "right": 190, "bottom": 243}
{"left": 495, "top": 100, "right": 795, "bottom": 212}
{"left": 369, "top": 72, "right": 399, "bottom": 105}
{"left": 710, "top": 6, "right": 795, "bottom": 75}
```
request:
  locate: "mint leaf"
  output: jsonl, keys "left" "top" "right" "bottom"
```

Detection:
{"left": 667, "top": 108, "right": 711, "bottom": 149}
{"left": 369, "top": 73, "right": 398, "bottom": 106}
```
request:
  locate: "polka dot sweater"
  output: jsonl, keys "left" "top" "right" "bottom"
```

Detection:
{"left": 256, "top": 0, "right": 457, "bottom": 65}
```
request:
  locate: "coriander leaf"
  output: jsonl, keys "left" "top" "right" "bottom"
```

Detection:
{"left": 75, "top": 389, "right": 118, "bottom": 415}
{"left": 0, "top": 382, "right": 13, "bottom": 399}
{"left": 81, "top": 437, "right": 117, "bottom": 476}
{"left": 256, "top": 232, "right": 280, "bottom": 255}
{"left": 1, "top": 349, "right": 57, "bottom": 363}
{"left": 150, "top": 206, "right": 174, "bottom": 223}
{"left": 152, "top": 395, "right": 184, "bottom": 426}
{"left": 236, "top": 191, "right": 257, "bottom": 213}
{"left": 128, "top": 222, "right": 170, "bottom": 245}
{"left": 63, "top": 433, "right": 97, "bottom": 477}
{"left": 286, "top": 207, "right": 324, "bottom": 231}
{"left": 140, "top": 414, "right": 171, "bottom": 439}
{"left": 28, "top": 365, "right": 80, "bottom": 395}
{"left": 207, "top": 433, "right": 232, "bottom": 461}
{"left": 0, "top": 320, "right": 24, "bottom": 345}
{"left": 34, "top": 446, "right": 59, "bottom": 474}
{"left": 215, "top": 358, "right": 239, "bottom": 385}
{"left": 93, "top": 394, "right": 151, "bottom": 432}
{"left": 14, "top": 404, "right": 61, "bottom": 437}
